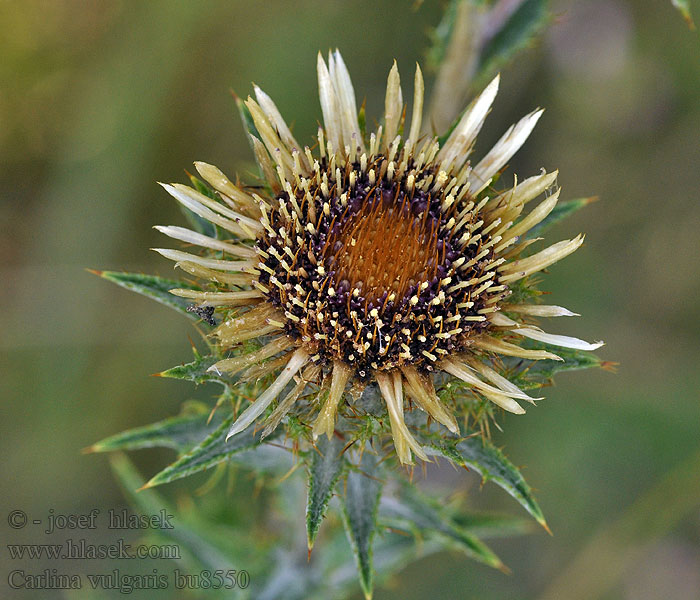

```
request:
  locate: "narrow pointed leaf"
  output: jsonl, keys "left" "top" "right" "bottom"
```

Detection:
{"left": 306, "top": 435, "right": 347, "bottom": 549}
{"left": 93, "top": 270, "right": 209, "bottom": 326}
{"left": 429, "top": 434, "right": 547, "bottom": 529}
{"left": 452, "top": 512, "right": 533, "bottom": 538}
{"left": 158, "top": 352, "right": 229, "bottom": 387}
{"left": 144, "top": 413, "right": 282, "bottom": 488}
{"left": 88, "top": 403, "right": 223, "bottom": 455}
{"left": 340, "top": 451, "right": 383, "bottom": 600}
{"left": 357, "top": 103, "right": 367, "bottom": 139}
{"left": 526, "top": 196, "right": 597, "bottom": 238}
{"left": 380, "top": 484, "right": 504, "bottom": 569}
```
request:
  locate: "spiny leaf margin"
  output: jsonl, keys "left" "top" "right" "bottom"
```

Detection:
{"left": 306, "top": 435, "right": 348, "bottom": 550}
{"left": 91, "top": 270, "right": 210, "bottom": 328}
{"left": 380, "top": 482, "right": 505, "bottom": 570}
{"left": 87, "top": 402, "right": 222, "bottom": 455}
{"left": 143, "top": 413, "right": 282, "bottom": 488}
{"left": 427, "top": 433, "right": 548, "bottom": 531}
{"left": 340, "top": 451, "right": 384, "bottom": 600}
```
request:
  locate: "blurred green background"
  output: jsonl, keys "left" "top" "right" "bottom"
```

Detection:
{"left": 1, "top": 1, "right": 699, "bottom": 598}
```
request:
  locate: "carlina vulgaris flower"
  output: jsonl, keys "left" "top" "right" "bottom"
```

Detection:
{"left": 153, "top": 50, "right": 604, "bottom": 465}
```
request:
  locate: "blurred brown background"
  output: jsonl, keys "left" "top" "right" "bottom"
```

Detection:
{"left": 1, "top": 1, "right": 699, "bottom": 598}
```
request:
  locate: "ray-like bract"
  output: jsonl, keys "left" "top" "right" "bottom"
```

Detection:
{"left": 437, "top": 74, "right": 499, "bottom": 171}
{"left": 407, "top": 64, "right": 424, "bottom": 147}
{"left": 153, "top": 248, "right": 255, "bottom": 272}
{"left": 383, "top": 61, "right": 403, "bottom": 147}
{"left": 317, "top": 52, "right": 343, "bottom": 152}
{"left": 499, "top": 236, "right": 585, "bottom": 283}
{"left": 254, "top": 85, "right": 304, "bottom": 158}
{"left": 470, "top": 109, "right": 544, "bottom": 194}
{"left": 211, "top": 337, "right": 293, "bottom": 376}
{"left": 226, "top": 348, "right": 310, "bottom": 439}
{"left": 169, "top": 288, "right": 262, "bottom": 306}
{"left": 505, "top": 304, "right": 579, "bottom": 317}
{"left": 376, "top": 371, "right": 428, "bottom": 464}
{"left": 312, "top": 360, "right": 354, "bottom": 440}
{"left": 401, "top": 365, "right": 458, "bottom": 433}
{"left": 154, "top": 226, "right": 256, "bottom": 258}
{"left": 328, "top": 50, "right": 365, "bottom": 154}
{"left": 510, "top": 327, "right": 605, "bottom": 351}
{"left": 193, "top": 161, "right": 261, "bottom": 215}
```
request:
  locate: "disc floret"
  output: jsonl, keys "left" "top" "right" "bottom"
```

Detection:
{"left": 257, "top": 146, "right": 508, "bottom": 376}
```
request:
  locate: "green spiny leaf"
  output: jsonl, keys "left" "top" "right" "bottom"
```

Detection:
{"left": 340, "top": 450, "right": 383, "bottom": 600}
{"left": 452, "top": 512, "right": 533, "bottom": 538}
{"left": 306, "top": 435, "right": 348, "bottom": 550}
{"left": 92, "top": 270, "right": 209, "bottom": 327}
{"left": 158, "top": 352, "right": 229, "bottom": 387}
{"left": 380, "top": 482, "right": 505, "bottom": 569}
{"left": 429, "top": 434, "right": 548, "bottom": 530}
{"left": 526, "top": 196, "right": 597, "bottom": 238}
{"left": 477, "top": 0, "right": 551, "bottom": 84}
{"left": 357, "top": 102, "right": 367, "bottom": 139}
{"left": 143, "top": 413, "right": 282, "bottom": 488}
{"left": 87, "top": 403, "right": 223, "bottom": 455}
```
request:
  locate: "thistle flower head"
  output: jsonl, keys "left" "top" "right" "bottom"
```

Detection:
{"left": 155, "top": 51, "right": 603, "bottom": 465}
